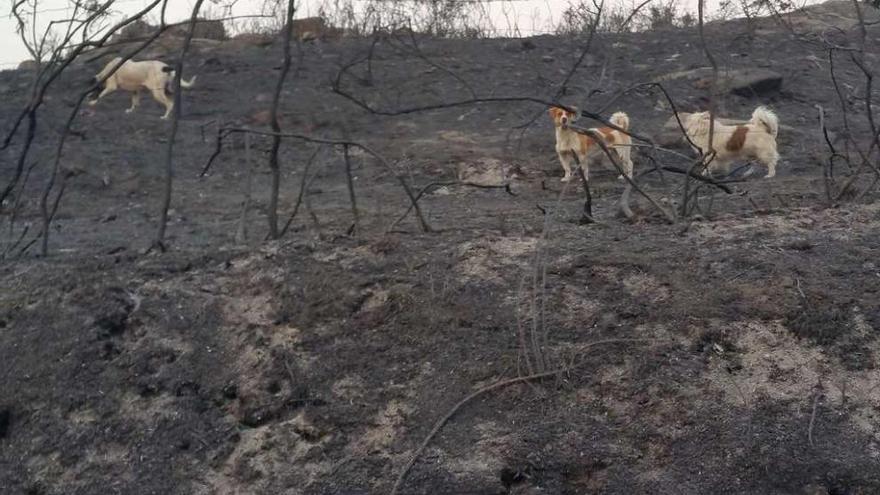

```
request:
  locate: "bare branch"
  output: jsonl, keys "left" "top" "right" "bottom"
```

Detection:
{"left": 203, "top": 126, "right": 432, "bottom": 233}
{"left": 153, "top": 0, "right": 206, "bottom": 251}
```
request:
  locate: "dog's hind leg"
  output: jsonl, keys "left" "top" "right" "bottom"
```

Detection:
{"left": 126, "top": 90, "right": 141, "bottom": 114}
{"left": 760, "top": 148, "right": 780, "bottom": 178}
{"left": 88, "top": 84, "right": 116, "bottom": 106}
{"left": 151, "top": 88, "right": 174, "bottom": 120}
{"left": 615, "top": 145, "right": 634, "bottom": 180}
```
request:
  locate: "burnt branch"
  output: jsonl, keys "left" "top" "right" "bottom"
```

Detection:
{"left": 202, "top": 126, "right": 432, "bottom": 233}
{"left": 278, "top": 147, "right": 321, "bottom": 238}
{"left": 332, "top": 80, "right": 656, "bottom": 144}
{"left": 567, "top": 123, "right": 676, "bottom": 223}
{"left": 389, "top": 338, "right": 659, "bottom": 495}
{"left": 267, "top": 0, "right": 297, "bottom": 240}
{"left": 388, "top": 180, "right": 515, "bottom": 232}
{"left": 681, "top": 0, "right": 719, "bottom": 218}
{"left": 342, "top": 144, "right": 360, "bottom": 235}
{"left": 153, "top": 0, "right": 205, "bottom": 252}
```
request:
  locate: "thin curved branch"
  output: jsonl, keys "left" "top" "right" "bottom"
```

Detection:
{"left": 567, "top": 123, "right": 676, "bottom": 223}
{"left": 203, "top": 126, "right": 432, "bottom": 233}
{"left": 388, "top": 180, "right": 516, "bottom": 231}
{"left": 389, "top": 338, "right": 660, "bottom": 495}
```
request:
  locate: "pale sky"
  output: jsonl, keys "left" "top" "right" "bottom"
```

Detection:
{"left": 0, "top": 0, "right": 731, "bottom": 68}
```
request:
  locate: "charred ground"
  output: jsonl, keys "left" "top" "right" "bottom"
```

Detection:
{"left": 2, "top": 2, "right": 880, "bottom": 494}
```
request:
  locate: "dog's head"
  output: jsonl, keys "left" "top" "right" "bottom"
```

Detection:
{"left": 684, "top": 111, "right": 711, "bottom": 135}
{"left": 549, "top": 106, "right": 578, "bottom": 128}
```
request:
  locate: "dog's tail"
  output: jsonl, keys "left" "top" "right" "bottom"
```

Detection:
{"left": 751, "top": 106, "right": 778, "bottom": 138}
{"left": 164, "top": 75, "right": 197, "bottom": 96}
{"left": 610, "top": 111, "right": 630, "bottom": 131}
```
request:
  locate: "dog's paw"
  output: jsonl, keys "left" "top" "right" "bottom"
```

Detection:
{"left": 125, "top": 108, "right": 134, "bottom": 114}
{"left": 763, "top": 173, "right": 775, "bottom": 179}
{"left": 87, "top": 100, "right": 97, "bottom": 107}
{"left": 561, "top": 176, "right": 572, "bottom": 182}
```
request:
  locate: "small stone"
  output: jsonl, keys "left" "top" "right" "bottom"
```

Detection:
{"left": 0, "top": 409, "right": 10, "bottom": 439}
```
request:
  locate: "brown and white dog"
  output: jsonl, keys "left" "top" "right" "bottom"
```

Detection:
{"left": 549, "top": 107, "right": 634, "bottom": 182}
{"left": 89, "top": 57, "right": 196, "bottom": 119}
{"left": 684, "top": 106, "right": 780, "bottom": 178}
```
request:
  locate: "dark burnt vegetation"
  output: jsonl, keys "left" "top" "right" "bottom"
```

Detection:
{"left": 2, "top": 0, "right": 880, "bottom": 494}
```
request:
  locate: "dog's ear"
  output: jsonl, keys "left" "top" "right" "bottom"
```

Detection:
{"left": 549, "top": 107, "right": 561, "bottom": 119}
{"left": 161, "top": 65, "right": 174, "bottom": 73}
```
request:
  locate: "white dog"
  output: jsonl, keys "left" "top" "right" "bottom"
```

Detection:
{"left": 684, "top": 106, "right": 780, "bottom": 178}
{"left": 549, "top": 107, "right": 634, "bottom": 183}
{"left": 89, "top": 57, "right": 196, "bottom": 119}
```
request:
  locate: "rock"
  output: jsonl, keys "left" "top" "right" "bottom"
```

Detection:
{"left": 18, "top": 59, "right": 52, "bottom": 72}
{"left": 168, "top": 18, "right": 227, "bottom": 41}
{"left": 0, "top": 408, "right": 9, "bottom": 439}
{"left": 239, "top": 404, "right": 276, "bottom": 427}
{"left": 17, "top": 59, "right": 38, "bottom": 71}
{"left": 286, "top": 17, "right": 341, "bottom": 41}
{"left": 228, "top": 32, "right": 275, "bottom": 48}
{"left": 93, "top": 287, "right": 137, "bottom": 338}
{"left": 802, "top": 484, "right": 829, "bottom": 495}
{"left": 541, "top": 55, "right": 555, "bottom": 63}
{"left": 712, "top": 68, "right": 783, "bottom": 96}
{"left": 115, "top": 19, "right": 154, "bottom": 41}
{"left": 654, "top": 67, "right": 783, "bottom": 96}
{"left": 300, "top": 31, "right": 319, "bottom": 43}
{"left": 502, "top": 39, "right": 537, "bottom": 52}
{"left": 456, "top": 158, "right": 515, "bottom": 186}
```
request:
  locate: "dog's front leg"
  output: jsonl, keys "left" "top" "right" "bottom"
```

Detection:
{"left": 558, "top": 151, "right": 574, "bottom": 182}
{"left": 578, "top": 152, "right": 590, "bottom": 183}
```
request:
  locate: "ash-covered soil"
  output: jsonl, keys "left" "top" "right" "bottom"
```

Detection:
{"left": 2, "top": 2, "right": 880, "bottom": 494}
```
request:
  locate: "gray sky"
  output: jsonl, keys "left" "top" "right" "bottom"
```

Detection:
{"left": 0, "top": 0, "right": 728, "bottom": 68}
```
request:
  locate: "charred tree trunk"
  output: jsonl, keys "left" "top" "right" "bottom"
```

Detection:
{"left": 267, "top": 0, "right": 296, "bottom": 239}
{"left": 155, "top": 0, "right": 203, "bottom": 250}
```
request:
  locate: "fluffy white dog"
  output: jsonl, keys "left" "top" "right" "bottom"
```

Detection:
{"left": 684, "top": 106, "right": 780, "bottom": 178}
{"left": 89, "top": 57, "right": 196, "bottom": 119}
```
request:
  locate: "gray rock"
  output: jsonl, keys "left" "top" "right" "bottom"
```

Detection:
{"left": 654, "top": 67, "right": 783, "bottom": 96}
{"left": 723, "top": 68, "right": 783, "bottom": 96}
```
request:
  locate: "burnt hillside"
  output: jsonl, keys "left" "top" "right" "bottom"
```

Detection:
{"left": 1, "top": 2, "right": 880, "bottom": 494}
